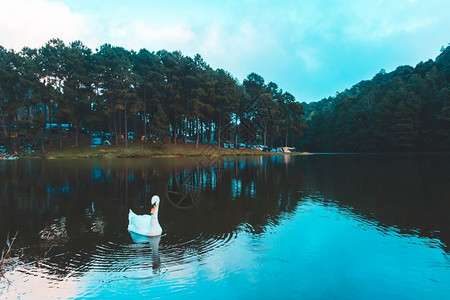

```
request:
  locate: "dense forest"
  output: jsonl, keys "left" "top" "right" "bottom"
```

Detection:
{"left": 0, "top": 39, "right": 305, "bottom": 153}
{"left": 300, "top": 45, "right": 450, "bottom": 152}
{"left": 1, "top": 39, "right": 449, "bottom": 154}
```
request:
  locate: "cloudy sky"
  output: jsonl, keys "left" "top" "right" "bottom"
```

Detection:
{"left": 0, "top": 0, "right": 448, "bottom": 102}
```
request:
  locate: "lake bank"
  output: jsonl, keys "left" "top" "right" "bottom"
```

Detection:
{"left": 11, "top": 143, "right": 306, "bottom": 159}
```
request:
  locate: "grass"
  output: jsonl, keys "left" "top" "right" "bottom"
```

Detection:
{"left": 0, "top": 232, "right": 19, "bottom": 281}
{"left": 21, "top": 139, "right": 290, "bottom": 159}
{"left": 6, "top": 134, "right": 310, "bottom": 159}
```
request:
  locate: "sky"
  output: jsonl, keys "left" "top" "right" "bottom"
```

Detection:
{"left": 0, "top": 0, "right": 449, "bottom": 103}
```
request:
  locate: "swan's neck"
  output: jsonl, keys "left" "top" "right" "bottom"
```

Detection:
{"left": 151, "top": 206, "right": 159, "bottom": 225}
{"left": 148, "top": 205, "right": 161, "bottom": 236}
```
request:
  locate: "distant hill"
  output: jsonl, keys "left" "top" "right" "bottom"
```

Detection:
{"left": 299, "top": 46, "right": 450, "bottom": 152}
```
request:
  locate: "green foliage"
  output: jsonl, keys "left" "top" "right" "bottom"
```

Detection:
{"left": 0, "top": 39, "right": 306, "bottom": 151}
{"left": 300, "top": 46, "right": 450, "bottom": 152}
{"left": 5, "top": 38, "right": 448, "bottom": 153}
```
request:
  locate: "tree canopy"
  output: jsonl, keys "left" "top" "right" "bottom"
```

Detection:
{"left": 0, "top": 39, "right": 305, "bottom": 153}
{"left": 300, "top": 46, "right": 450, "bottom": 152}
{"left": 2, "top": 39, "right": 448, "bottom": 154}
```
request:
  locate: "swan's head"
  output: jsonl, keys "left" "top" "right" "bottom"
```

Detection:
{"left": 150, "top": 195, "right": 160, "bottom": 215}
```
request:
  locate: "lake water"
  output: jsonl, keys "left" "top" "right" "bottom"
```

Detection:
{"left": 1, "top": 154, "right": 449, "bottom": 299}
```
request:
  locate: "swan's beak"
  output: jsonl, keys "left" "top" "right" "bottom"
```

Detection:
{"left": 150, "top": 202, "right": 156, "bottom": 215}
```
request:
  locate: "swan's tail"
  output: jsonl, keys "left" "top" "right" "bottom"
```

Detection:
{"left": 128, "top": 209, "right": 137, "bottom": 224}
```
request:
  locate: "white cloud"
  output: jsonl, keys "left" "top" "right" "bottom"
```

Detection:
{"left": 342, "top": 1, "right": 438, "bottom": 42}
{"left": 132, "top": 21, "right": 195, "bottom": 51}
{"left": 199, "top": 23, "right": 257, "bottom": 59}
{"left": 0, "top": 0, "right": 93, "bottom": 50}
{"left": 98, "top": 18, "right": 196, "bottom": 52}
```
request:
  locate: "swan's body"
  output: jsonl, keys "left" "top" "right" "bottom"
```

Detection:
{"left": 128, "top": 195, "right": 162, "bottom": 236}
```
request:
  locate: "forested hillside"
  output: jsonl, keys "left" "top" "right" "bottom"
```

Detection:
{"left": 300, "top": 46, "right": 450, "bottom": 152}
{"left": 2, "top": 39, "right": 449, "bottom": 154}
{"left": 0, "top": 39, "right": 304, "bottom": 153}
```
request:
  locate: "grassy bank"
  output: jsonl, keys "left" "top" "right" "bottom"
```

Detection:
{"left": 2, "top": 134, "right": 309, "bottom": 159}
{"left": 22, "top": 142, "right": 288, "bottom": 159}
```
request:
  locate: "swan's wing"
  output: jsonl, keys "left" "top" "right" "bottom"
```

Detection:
{"left": 128, "top": 210, "right": 152, "bottom": 235}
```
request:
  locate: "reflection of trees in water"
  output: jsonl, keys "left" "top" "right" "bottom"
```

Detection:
{"left": 163, "top": 156, "right": 305, "bottom": 241}
{"left": 166, "top": 168, "right": 205, "bottom": 209}
{"left": 172, "top": 154, "right": 449, "bottom": 252}
{"left": 0, "top": 159, "right": 175, "bottom": 279}
{"left": 296, "top": 154, "right": 450, "bottom": 251}
{"left": 0, "top": 159, "right": 170, "bottom": 253}
{"left": 1, "top": 154, "right": 448, "bottom": 277}
{"left": 1, "top": 156, "right": 305, "bottom": 277}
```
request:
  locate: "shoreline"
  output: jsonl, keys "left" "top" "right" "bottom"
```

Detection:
{"left": 3, "top": 142, "right": 446, "bottom": 160}
{"left": 1, "top": 143, "right": 309, "bottom": 160}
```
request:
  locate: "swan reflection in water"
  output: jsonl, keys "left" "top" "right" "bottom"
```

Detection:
{"left": 127, "top": 195, "right": 163, "bottom": 273}
{"left": 129, "top": 231, "right": 162, "bottom": 272}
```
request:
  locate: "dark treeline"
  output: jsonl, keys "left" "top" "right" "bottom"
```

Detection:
{"left": 300, "top": 45, "right": 450, "bottom": 152}
{"left": 3, "top": 39, "right": 449, "bottom": 154}
{"left": 0, "top": 39, "right": 305, "bottom": 152}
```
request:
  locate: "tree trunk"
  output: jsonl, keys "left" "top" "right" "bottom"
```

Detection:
{"left": 58, "top": 120, "right": 63, "bottom": 151}
{"left": 113, "top": 114, "right": 118, "bottom": 146}
{"left": 235, "top": 115, "right": 238, "bottom": 149}
{"left": 118, "top": 110, "right": 122, "bottom": 142}
{"left": 201, "top": 121, "right": 204, "bottom": 144}
{"left": 218, "top": 114, "right": 222, "bottom": 149}
{"left": 143, "top": 87, "right": 146, "bottom": 144}
{"left": 43, "top": 97, "right": 47, "bottom": 137}
{"left": 285, "top": 126, "right": 288, "bottom": 147}
{"left": 133, "top": 117, "right": 136, "bottom": 142}
{"left": 184, "top": 118, "right": 187, "bottom": 145}
{"left": 144, "top": 104, "right": 147, "bottom": 144}
{"left": 108, "top": 119, "right": 112, "bottom": 144}
{"left": 75, "top": 119, "right": 80, "bottom": 148}
{"left": 48, "top": 101, "right": 53, "bottom": 147}
{"left": 207, "top": 120, "right": 211, "bottom": 144}
{"left": 196, "top": 116, "right": 199, "bottom": 150}
{"left": 40, "top": 131, "right": 46, "bottom": 154}
{"left": 218, "top": 122, "right": 221, "bottom": 149}
{"left": 124, "top": 103, "right": 128, "bottom": 149}
{"left": 174, "top": 122, "right": 177, "bottom": 144}
{"left": 263, "top": 122, "right": 267, "bottom": 146}
{"left": 0, "top": 106, "right": 9, "bottom": 138}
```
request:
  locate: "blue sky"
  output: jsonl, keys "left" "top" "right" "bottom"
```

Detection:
{"left": 0, "top": 0, "right": 449, "bottom": 102}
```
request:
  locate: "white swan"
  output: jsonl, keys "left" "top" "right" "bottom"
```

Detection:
{"left": 128, "top": 195, "right": 162, "bottom": 236}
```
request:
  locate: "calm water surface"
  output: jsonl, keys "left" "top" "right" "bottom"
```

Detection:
{"left": 0, "top": 154, "right": 449, "bottom": 299}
